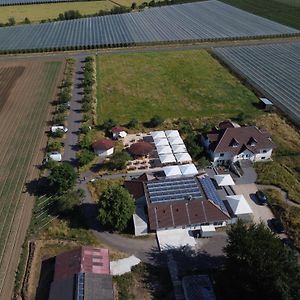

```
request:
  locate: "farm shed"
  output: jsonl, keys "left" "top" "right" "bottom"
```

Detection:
{"left": 92, "top": 139, "right": 114, "bottom": 157}
{"left": 111, "top": 127, "right": 127, "bottom": 139}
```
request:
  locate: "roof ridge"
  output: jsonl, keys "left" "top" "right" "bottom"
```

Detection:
{"left": 214, "top": 127, "right": 228, "bottom": 153}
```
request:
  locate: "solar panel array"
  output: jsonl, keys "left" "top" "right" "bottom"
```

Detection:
{"left": 198, "top": 176, "right": 228, "bottom": 213}
{"left": 213, "top": 42, "right": 300, "bottom": 125}
{"left": 76, "top": 272, "right": 85, "bottom": 300}
{"left": 146, "top": 176, "right": 202, "bottom": 203}
{"left": 0, "top": 0, "right": 298, "bottom": 51}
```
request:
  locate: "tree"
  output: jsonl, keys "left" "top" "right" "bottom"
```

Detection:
{"left": 48, "top": 163, "right": 77, "bottom": 194}
{"left": 127, "top": 118, "right": 138, "bottom": 128}
{"left": 149, "top": 115, "right": 164, "bottom": 127}
{"left": 97, "top": 185, "right": 135, "bottom": 231}
{"left": 56, "top": 189, "right": 83, "bottom": 214}
{"left": 24, "top": 17, "right": 31, "bottom": 24}
{"left": 131, "top": 2, "right": 137, "bottom": 9}
{"left": 47, "top": 140, "right": 61, "bottom": 152}
{"left": 109, "top": 151, "right": 131, "bottom": 170}
{"left": 8, "top": 17, "right": 16, "bottom": 26}
{"left": 77, "top": 149, "right": 96, "bottom": 167}
{"left": 102, "top": 118, "right": 116, "bottom": 131}
{"left": 220, "top": 222, "right": 300, "bottom": 300}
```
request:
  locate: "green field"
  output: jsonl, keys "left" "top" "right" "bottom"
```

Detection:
{"left": 221, "top": 0, "right": 300, "bottom": 29}
{"left": 96, "top": 50, "right": 260, "bottom": 125}
{"left": 274, "top": 0, "right": 300, "bottom": 7}
{"left": 0, "top": 1, "right": 115, "bottom": 23}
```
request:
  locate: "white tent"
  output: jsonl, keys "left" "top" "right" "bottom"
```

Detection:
{"left": 165, "top": 130, "right": 180, "bottom": 138}
{"left": 154, "top": 138, "right": 169, "bottom": 146}
{"left": 159, "top": 153, "right": 176, "bottom": 164}
{"left": 214, "top": 174, "right": 235, "bottom": 186}
{"left": 171, "top": 144, "right": 187, "bottom": 153}
{"left": 156, "top": 145, "right": 172, "bottom": 155}
{"left": 175, "top": 152, "right": 192, "bottom": 163}
{"left": 226, "top": 195, "right": 253, "bottom": 215}
{"left": 179, "top": 164, "right": 198, "bottom": 176}
{"left": 163, "top": 165, "right": 182, "bottom": 177}
{"left": 168, "top": 136, "right": 184, "bottom": 145}
{"left": 151, "top": 131, "right": 166, "bottom": 139}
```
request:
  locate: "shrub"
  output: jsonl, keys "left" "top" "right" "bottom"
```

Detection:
{"left": 47, "top": 141, "right": 61, "bottom": 152}
{"left": 127, "top": 118, "right": 138, "bottom": 128}
{"left": 78, "top": 149, "right": 96, "bottom": 167}
{"left": 149, "top": 115, "right": 164, "bottom": 127}
{"left": 109, "top": 151, "right": 131, "bottom": 170}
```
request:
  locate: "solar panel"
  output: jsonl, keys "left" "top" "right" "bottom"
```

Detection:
{"left": 146, "top": 176, "right": 202, "bottom": 203}
{"left": 198, "top": 176, "right": 228, "bottom": 213}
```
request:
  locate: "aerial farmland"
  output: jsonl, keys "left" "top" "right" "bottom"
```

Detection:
{"left": 0, "top": 0, "right": 299, "bottom": 299}
{"left": 0, "top": 58, "right": 63, "bottom": 298}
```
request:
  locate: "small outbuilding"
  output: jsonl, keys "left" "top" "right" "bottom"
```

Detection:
{"left": 111, "top": 127, "right": 127, "bottom": 140}
{"left": 214, "top": 174, "right": 235, "bottom": 186}
{"left": 48, "top": 152, "right": 62, "bottom": 162}
{"left": 92, "top": 139, "right": 114, "bottom": 157}
{"left": 226, "top": 194, "right": 253, "bottom": 222}
{"left": 128, "top": 141, "right": 154, "bottom": 157}
{"left": 260, "top": 98, "right": 274, "bottom": 111}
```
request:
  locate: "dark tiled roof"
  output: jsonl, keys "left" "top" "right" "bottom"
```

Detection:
{"left": 128, "top": 141, "right": 154, "bottom": 156}
{"left": 147, "top": 199, "right": 229, "bottom": 230}
{"left": 53, "top": 247, "right": 110, "bottom": 281}
{"left": 49, "top": 276, "right": 74, "bottom": 300}
{"left": 92, "top": 138, "right": 114, "bottom": 151}
{"left": 124, "top": 180, "right": 145, "bottom": 200}
{"left": 206, "top": 126, "right": 275, "bottom": 155}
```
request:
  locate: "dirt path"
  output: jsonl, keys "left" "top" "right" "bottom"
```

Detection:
{"left": 257, "top": 184, "right": 300, "bottom": 208}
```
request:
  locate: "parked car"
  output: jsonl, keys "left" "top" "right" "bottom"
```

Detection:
{"left": 51, "top": 125, "right": 68, "bottom": 133}
{"left": 255, "top": 190, "right": 267, "bottom": 205}
{"left": 268, "top": 218, "right": 285, "bottom": 234}
{"left": 47, "top": 151, "right": 62, "bottom": 162}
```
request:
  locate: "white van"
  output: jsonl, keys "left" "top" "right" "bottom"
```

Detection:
{"left": 47, "top": 152, "right": 62, "bottom": 162}
{"left": 51, "top": 125, "right": 68, "bottom": 133}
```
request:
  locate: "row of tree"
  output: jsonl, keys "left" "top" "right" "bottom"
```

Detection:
{"left": 77, "top": 56, "right": 97, "bottom": 168}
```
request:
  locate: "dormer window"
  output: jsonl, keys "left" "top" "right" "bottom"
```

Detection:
{"left": 229, "top": 138, "right": 239, "bottom": 148}
{"left": 247, "top": 137, "right": 257, "bottom": 147}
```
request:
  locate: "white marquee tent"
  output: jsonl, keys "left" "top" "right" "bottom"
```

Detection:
{"left": 171, "top": 144, "right": 187, "bottom": 153}
{"left": 226, "top": 195, "right": 253, "bottom": 215}
{"left": 151, "top": 131, "right": 166, "bottom": 139}
{"left": 163, "top": 165, "right": 182, "bottom": 177}
{"left": 168, "top": 136, "right": 184, "bottom": 145}
{"left": 159, "top": 153, "right": 176, "bottom": 164}
{"left": 165, "top": 130, "right": 180, "bottom": 138}
{"left": 175, "top": 152, "right": 192, "bottom": 163}
{"left": 154, "top": 138, "right": 169, "bottom": 146}
{"left": 179, "top": 164, "right": 198, "bottom": 176}
{"left": 214, "top": 174, "right": 235, "bottom": 186}
{"left": 156, "top": 145, "right": 172, "bottom": 155}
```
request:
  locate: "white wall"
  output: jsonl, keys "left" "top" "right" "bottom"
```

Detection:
{"left": 254, "top": 148, "right": 273, "bottom": 161}
{"left": 95, "top": 147, "right": 114, "bottom": 157}
{"left": 232, "top": 149, "right": 254, "bottom": 162}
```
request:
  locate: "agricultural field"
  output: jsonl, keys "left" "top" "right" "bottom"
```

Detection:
{"left": 0, "top": 58, "right": 63, "bottom": 299}
{"left": 0, "top": 0, "right": 298, "bottom": 52}
{"left": 0, "top": 1, "right": 116, "bottom": 24}
{"left": 96, "top": 50, "right": 261, "bottom": 124}
{"left": 221, "top": 0, "right": 300, "bottom": 29}
{"left": 213, "top": 42, "right": 300, "bottom": 125}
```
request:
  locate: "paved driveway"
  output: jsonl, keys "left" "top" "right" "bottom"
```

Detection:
{"left": 233, "top": 184, "right": 274, "bottom": 224}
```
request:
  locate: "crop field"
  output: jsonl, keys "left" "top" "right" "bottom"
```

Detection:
{"left": 96, "top": 50, "right": 260, "bottom": 124}
{"left": 0, "top": 1, "right": 298, "bottom": 52}
{"left": 221, "top": 0, "right": 300, "bottom": 29}
{"left": 213, "top": 42, "right": 300, "bottom": 125}
{"left": 0, "top": 1, "right": 115, "bottom": 23}
{"left": 0, "top": 58, "right": 63, "bottom": 299}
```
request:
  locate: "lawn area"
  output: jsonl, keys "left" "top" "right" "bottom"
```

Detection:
{"left": 221, "top": 0, "right": 300, "bottom": 29}
{"left": 0, "top": 1, "right": 115, "bottom": 23}
{"left": 96, "top": 50, "right": 260, "bottom": 125}
{"left": 274, "top": 0, "right": 300, "bottom": 7}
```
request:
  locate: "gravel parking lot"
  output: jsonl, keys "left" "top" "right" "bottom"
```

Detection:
{"left": 233, "top": 184, "right": 274, "bottom": 224}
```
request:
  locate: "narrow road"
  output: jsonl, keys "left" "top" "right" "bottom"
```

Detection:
{"left": 257, "top": 184, "right": 300, "bottom": 208}
{"left": 62, "top": 57, "right": 85, "bottom": 165}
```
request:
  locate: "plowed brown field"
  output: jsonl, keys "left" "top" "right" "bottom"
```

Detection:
{"left": 0, "top": 59, "right": 64, "bottom": 299}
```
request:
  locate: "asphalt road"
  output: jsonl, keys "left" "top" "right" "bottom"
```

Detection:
{"left": 62, "top": 57, "right": 85, "bottom": 165}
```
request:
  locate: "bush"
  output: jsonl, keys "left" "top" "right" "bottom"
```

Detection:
{"left": 102, "top": 118, "right": 117, "bottom": 131}
{"left": 47, "top": 141, "right": 61, "bottom": 152}
{"left": 78, "top": 149, "right": 96, "bottom": 167}
{"left": 51, "top": 129, "right": 64, "bottom": 138}
{"left": 127, "top": 118, "right": 138, "bottom": 128}
{"left": 109, "top": 151, "right": 131, "bottom": 170}
{"left": 79, "top": 133, "right": 93, "bottom": 149}
{"left": 149, "top": 115, "right": 164, "bottom": 127}
{"left": 53, "top": 113, "right": 66, "bottom": 124}
{"left": 82, "top": 102, "right": 92, "bottom": 112}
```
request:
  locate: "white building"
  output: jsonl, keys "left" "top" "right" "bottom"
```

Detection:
{"left": 92, "top": 139, "right": 114, "bottom": 157}
{"left": 202, "top": 121, "right": 276, "bottom": 166}
{"left": 111, "top": 127, "right": 127, "bottom": 140}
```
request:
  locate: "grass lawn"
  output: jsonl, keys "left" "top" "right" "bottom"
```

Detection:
{"left": 96, "top": 50, "right": 260, "bottom": 125}
{"left": 0, "top": 1, "right": 115, "bottom": 23}
{"left": 221, "top": 0, "right": 300, "bottom": 29}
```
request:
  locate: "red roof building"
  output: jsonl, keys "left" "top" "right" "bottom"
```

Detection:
{"left": 54, "top": 246, "right": 110, "bottom": 281}
{"left": 111, "top": 127, "right": 126, "bottom": 133}
{"left": 128, "top": 141, "right": 154, "bottom": 157}
{"left": 92, "top": 139, "right": 114, "bottom": 151}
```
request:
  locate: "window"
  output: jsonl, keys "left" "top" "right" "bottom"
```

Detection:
{"left": 263, "top": 150, "right": 267, "bottom": 153}
{"left": 261, "top": 157, "right": 266, "bottom": 160}
{"left": 220, "top": 153, "right": 224, "bottom": 157}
